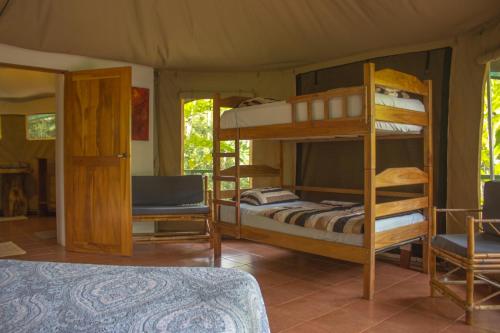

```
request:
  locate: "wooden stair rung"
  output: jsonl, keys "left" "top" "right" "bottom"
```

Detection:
{"left": 214, "top": 175, "right": 237, "bottom": 182}
{"left": 220, "top": 164, "right": 280, "bottom": 178}
{"left": 215, "top": 152, "right": 237, "bottom": 158}
{"left": 213, "top": 199, "right": 237, "bottom": 207}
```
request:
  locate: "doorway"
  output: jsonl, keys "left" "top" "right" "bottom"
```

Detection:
{"left": 0, "top": 67, "right": 59, "bottom": 218}
{"left": 0, "top": 64, "right": 133, "bottom": 257}
{"left": 0, "top": 66, "right": 61, "bottom": 252}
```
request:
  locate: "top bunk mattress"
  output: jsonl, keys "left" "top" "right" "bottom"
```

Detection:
{"left": 220, "top": 93, "right": 425, "bottom": 134}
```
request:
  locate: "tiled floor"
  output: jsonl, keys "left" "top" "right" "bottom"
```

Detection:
{"left": 1, "top": 217, "right": 499, "bottom": 332}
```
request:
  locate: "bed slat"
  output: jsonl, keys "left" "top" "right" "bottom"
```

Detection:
{"left": 375, "top": 196, "right": 428, "bottom": 217}
{"left": 375, "top": 104, "right": 428, "bottom": 126}
{"left": 375, "top": 221, "right": 428, "bottom": 250}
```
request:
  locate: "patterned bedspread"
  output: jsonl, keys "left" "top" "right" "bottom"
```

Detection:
{"left": 258, "top": 200, "right": 367, "bottom": 234}
{"left": 0, "top": 260, "right": 270, "bottom": 333}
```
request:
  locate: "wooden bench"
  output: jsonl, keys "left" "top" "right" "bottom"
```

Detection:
{"left": 132, "top": 175, "right": 215, "bottom": 252}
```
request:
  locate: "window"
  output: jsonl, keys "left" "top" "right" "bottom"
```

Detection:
{"left": 26, "top": 114, "right": 56, "bottom": 140}
{"left": 480, "top": 67, "right": 500, "bottom": 188}
{"left": 183, "top": 99, "right": 251, "bottom": 190}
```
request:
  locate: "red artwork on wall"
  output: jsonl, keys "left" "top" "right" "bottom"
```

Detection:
{"left": 132, "top": 87, "right": 149, "bottom": 141}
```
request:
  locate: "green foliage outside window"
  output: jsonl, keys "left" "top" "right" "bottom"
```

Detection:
{"left": 183, "top": 99, "right": 251, "bottom": 190}
{"left": 26, "top": 114, "right": 56, "bottom": 140}
{"left": 481, "top": 78, "right": 500, "bottom": 179}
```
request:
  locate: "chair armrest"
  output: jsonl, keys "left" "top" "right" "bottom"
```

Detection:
{"left": 466, "top": 216, "right": 476, "bottom": 258}
{"left": 472, "top": 219, "right": 500, "bottom": 224}
{"left": 435, "top": 208, "right": 482, "bottom": 213}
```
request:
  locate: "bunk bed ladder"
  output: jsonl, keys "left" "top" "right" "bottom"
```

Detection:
{"left": 213, "top": 120, "right": 241, "bottom": 239}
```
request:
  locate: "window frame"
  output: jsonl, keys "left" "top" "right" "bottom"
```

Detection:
{"left": 25, "top": 113, "right": 56, "bottom": 141}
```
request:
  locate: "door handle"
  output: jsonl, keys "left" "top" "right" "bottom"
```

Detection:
{"left": 117, "top": 153, "right": 128, "bottom": 158}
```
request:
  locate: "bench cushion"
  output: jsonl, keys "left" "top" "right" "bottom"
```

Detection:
{"left": 132, "top": 175, "right": 204, "bottom": 206}
{"left": 133, "top": 204, "right": 209, "bottom": 216}
{"left": 483, "top": 181, "right": 500, "bottom": 238}
{"left": 432, "top": 233, "right": 500, "bottom": 257}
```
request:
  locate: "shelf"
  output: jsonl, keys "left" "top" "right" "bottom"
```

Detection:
{"left": 220, "top": 164, "right": 280, "bottom": 178}
{"left": 0, "top": 168, "right": 31, "bottom": 174}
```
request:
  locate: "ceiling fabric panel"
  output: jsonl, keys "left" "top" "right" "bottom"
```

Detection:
{"left": 0, "top": 0, "right": 499, "bottom": 71}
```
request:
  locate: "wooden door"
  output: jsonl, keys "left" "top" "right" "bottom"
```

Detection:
{"left": 64, "top": 67, "right": 132, "bottom": 256}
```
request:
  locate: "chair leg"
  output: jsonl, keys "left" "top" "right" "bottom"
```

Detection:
{"left": 214, "top": 231, "right": 222, "bottom": 259}
{"left": 429, "top": 250, "right": 438, "bottom": 297}
{"left": 465, "top": 270, "right": 474, "bottom": 325}
{"left": 205, "top": 218, "right": 214, "bottom": 249}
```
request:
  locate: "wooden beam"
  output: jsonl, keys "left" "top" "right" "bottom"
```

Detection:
{"left": 375, "top": 221, "right": 427, "bottom": 249}
{"left": 375, "top": 196, "right": 428, "bottom": 217}
{"left": 375, "top": 104, "right": 428, "bottom": 126}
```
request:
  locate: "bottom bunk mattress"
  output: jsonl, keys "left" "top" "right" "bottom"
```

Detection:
{"left": 0, "top": 260, "right": 270, "bottom": 333}
{"left": 220, "top": 201, "right": 425, "bottom": 247}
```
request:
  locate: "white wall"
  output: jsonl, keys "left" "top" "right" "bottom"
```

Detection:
{"left": 0, "top": 43, "right": 156, "bottom": 245}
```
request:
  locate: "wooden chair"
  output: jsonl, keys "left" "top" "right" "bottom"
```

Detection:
{"left": 430, "top": 181, "right": 500, "bottom": 325}
{"left": 132, "top": 175, "right": 215, "bottom": 253}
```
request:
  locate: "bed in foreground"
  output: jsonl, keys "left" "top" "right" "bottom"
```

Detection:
{"left": 0, "top": 260, "right": 269, "bottom": 333}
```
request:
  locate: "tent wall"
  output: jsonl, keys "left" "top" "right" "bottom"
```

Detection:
{"left": 154, "top": 69, "right": 295, "bottom": 187}
{"left": 295, "top": 49, "right": 451, "bottom": 231}
{"left": 447, "top": 19, "right": 500, "bottom": 233}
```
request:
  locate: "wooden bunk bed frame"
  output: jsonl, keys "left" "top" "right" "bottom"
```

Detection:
{"left": 212, "top": 63, "right": 433, "bottom": 300}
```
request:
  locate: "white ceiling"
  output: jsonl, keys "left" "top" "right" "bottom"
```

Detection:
{"left": 0, "top": 67, "right": 55, "bottom": 99}
{"left": 0, "top": 0, "right": 499, "bottom": 71}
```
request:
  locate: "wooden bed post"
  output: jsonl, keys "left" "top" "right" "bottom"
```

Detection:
{"left": 363, "top": 63, "right": 376, "bottom": 300}
{"left": 235, "top": 129, "right": 241, "bottom": 239}
{"left": 213, "top": 93, "right": 222, "bottom": 258}
{"left": 422, "top": 80, "right": 433, "bottom": 274}
{"left": 279, "top": 141, "right": 284, "bottom": 188}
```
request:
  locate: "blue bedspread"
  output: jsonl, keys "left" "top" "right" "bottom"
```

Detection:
{"left": 0, "top": 260, "right": 270, "bottom": 333}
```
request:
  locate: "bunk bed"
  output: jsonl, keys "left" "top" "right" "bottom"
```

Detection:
{"left": 212, "top": 63, "right": 433, "bottom": 300}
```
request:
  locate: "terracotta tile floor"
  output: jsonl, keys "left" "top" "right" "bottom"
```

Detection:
{"left": 1, "top": 218, "right": 499, "bottom": 332}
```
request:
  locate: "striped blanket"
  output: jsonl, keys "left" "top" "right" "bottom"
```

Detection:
{"left": 257, "top": 201, "right": 367, "bottom": 234}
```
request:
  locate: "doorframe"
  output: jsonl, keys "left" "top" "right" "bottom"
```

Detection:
{"left": 0, "top": 62, "right": 67, "bottom": 245}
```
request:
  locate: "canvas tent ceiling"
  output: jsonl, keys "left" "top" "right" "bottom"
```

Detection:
{"left": 0, "top": 0, "right": 499, "bottom": 71}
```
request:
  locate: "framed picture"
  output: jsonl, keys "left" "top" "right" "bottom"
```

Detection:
{"left": 131, "top": 87, "right": 149, "bottom": 141}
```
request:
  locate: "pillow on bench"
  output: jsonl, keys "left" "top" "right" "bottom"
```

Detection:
{"left": 132, "top": 175, "right": 208, "bottom": 216}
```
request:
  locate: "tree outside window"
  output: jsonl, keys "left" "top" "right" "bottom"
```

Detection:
{"left": 480, "top": 70, "right": 500, "bottom": 196}
{"left": 183, "top": 99, "right": 251, "bottom": 190}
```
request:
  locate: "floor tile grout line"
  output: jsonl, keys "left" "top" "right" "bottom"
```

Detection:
{"left": 266, "top": 276, "right": 362, "bottom": 309}
{"left": 277, "top": 272, "right": 424, "bottom": 333}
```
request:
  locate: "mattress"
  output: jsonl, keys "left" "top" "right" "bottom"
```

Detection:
{"left": 220, "top": 93, "right": 425, "bottom": 134}
{"left": 0, "top": 260, "right": 270, "bottom": 333}
{"left": 220, "top": 201, "right": 425, "bottom": 247}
